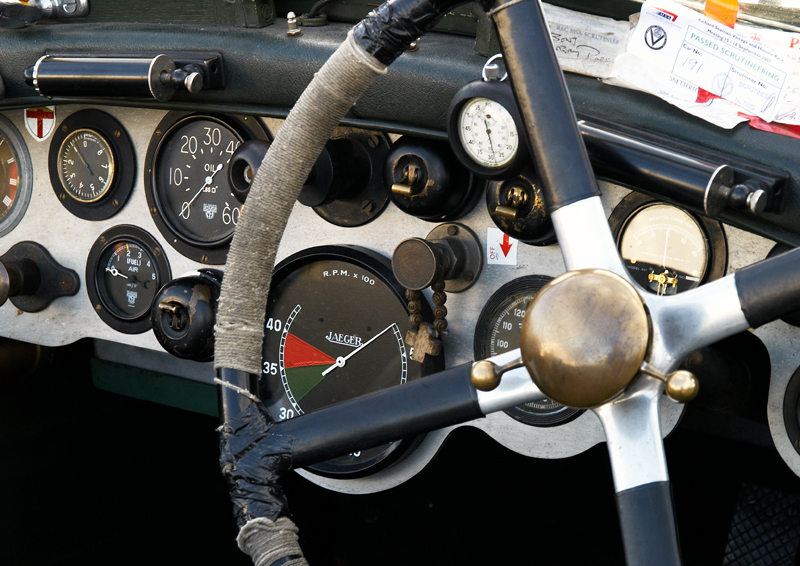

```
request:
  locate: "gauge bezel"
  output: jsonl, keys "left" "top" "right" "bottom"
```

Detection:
{"left": 48, "top": 110, "right": 135, "bottom": 221}
{"left": 86, "top": 225, "right": 171, "bottom": 334}
{"left": 263, "top": 245, "right": 441, "bottom": 478}
{"left": 0, "top": 115, "right": 33, "bottom": 238}
{"left": 144, "top": 112, "right": 270, "bottom": 265}
{"left": 608, "top": 192, "right": 727, "bottom": 290}
{"left": 447, "top": 79, "right": 529, "bottom": 181}
{"left": 474, "top": 275, "right": 584, "bottom": 427}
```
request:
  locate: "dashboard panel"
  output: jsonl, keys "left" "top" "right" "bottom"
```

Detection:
{"left": 1, "top": 101, "right": 799, "bottom": 493}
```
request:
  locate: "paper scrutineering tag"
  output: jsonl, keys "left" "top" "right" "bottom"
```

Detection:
{"left": 619, "top": 0, "right": 796, "bottom": 123}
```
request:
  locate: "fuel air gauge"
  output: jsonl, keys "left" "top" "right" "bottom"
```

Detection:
{"left": 87, "top": 226, "right": 171, "bottom": 334}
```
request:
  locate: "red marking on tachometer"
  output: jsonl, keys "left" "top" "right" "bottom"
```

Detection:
{"left": 284, "top": 333, "right": 335, "bottom": 368}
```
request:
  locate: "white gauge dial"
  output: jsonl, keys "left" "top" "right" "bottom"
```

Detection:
{"left": 458, "top": 97, "right": 519, "bottom": 168}
{"left": 619, "top": 204, "right": 709, "bottom": 295}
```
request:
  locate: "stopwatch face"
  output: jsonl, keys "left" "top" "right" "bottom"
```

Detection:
{"left": 618, "top": 204, "right": 709, "bottom": 295}
{"left": 458, "top": 97, "right": 519, "bottom": 169}
{"left": 474, "top": 276, "right": 583, "bottom": 427}
{"left": 261, "top": 246, "right": 437, "bottom": 477}
{"left": 97, "top": 240, "right": 160, "bottom": 320}
{"left": 58, "top": 129, "right": 116, "bottom": 203}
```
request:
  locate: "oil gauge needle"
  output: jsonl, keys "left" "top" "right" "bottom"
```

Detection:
{"left": 321, "top": 323, "right": 396, "bottom": 376}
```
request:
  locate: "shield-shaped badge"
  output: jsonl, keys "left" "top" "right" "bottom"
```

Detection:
{"left": 24, "top": 106, "right": 56, "bottom": 141}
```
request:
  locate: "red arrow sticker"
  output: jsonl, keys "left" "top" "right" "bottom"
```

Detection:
{"left": 487, "top": 227, "right": 518, "bottom": 265}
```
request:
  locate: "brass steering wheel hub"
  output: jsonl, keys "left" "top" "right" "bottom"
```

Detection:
{"left": 519, "top": 269, "right": 650, "bottom": 409}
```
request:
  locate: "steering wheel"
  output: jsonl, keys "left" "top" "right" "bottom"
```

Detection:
{"left": 214, "top": 1, "right": 800, "bottom": 565}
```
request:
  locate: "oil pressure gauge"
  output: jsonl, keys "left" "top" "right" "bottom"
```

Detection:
{"left": 609, "top": 193, "right": 727, "bottom": 295}
{"left": 448, "top": 61, "right": 528, "bottom": 180}
{"left": 144, "top": 112, "right": 270, "bottom": 264}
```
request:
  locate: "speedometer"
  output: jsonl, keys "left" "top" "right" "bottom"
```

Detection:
{"left": 145, "top": 113, "right": 270, "bottom": 264}
{"left": 474, "top": 276, "right": 583, "bottom": 427}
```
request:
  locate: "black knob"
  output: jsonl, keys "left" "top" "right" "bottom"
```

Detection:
{"left": 298, "top": 138, "right": 371, "bottom": 207}
{"left": 391, "top": 223, "right": 483, "bottom": 293}
{"left": 0, "top": 242, "right": 78, "bottom": 313}
{"left": 0, "top": 258, "right": 40, "bottom": 307}
{"left": 150, "top": 270, "right": 221, "bottom": 362}
{"left": 228, "top": 139, "right": 271, "bottom": 205}
{"left": 385, "top": 137, "right": 482, "bottom": 221}
{"left": 392, "top": 238, "right": 458, "bottom": 290}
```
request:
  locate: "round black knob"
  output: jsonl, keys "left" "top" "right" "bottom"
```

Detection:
{"left": 392, "top": 238, "right": 455, "bottom": 290}
{"left": 150, "top": 270, "right": 221, "bottom": 362}
{"left": 298, "top": 138, "right": 371, "bottom": 207}
{"left": 228, "top": 139, "right": 271, "bottom": 205}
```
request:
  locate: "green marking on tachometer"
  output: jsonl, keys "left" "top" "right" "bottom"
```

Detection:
{"left": 285, "top": 364, "right": 330, "bottom": 402}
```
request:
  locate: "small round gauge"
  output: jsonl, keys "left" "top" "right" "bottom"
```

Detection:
{"left": 262, "top": 246, "right": 440, "bottom": 477}
{"left": 448, "top": 78, "right": 528, "bottom": 180}
{"left": 0, "top": 115, "right": 32, "bottom": 237}
{"left": 145, "top": 113, "right": 270, "bottom": 264}
{"left": 48, "top": 110, "right": 136, "bottom": 221}
{"left": 458, "top": 97, "right": 519, "bottom": 169}
{"left": 86, "top": 226, "right": 171, "bottom": 334}
{"left": 57, "top": 129, "right": 115, "bottom": 203}
{"left": 610, "top": 193, "right": 727, "bottom": 296}
{"left": 474, "top": 276, "right": 583, "bottom": 427}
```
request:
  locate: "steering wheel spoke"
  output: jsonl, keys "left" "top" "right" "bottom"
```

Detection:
{"left": 594, "top": 376, "right": 682, "bottom": 565}
{"left": 550, "top": 196, "right": 630, "bottom": 278}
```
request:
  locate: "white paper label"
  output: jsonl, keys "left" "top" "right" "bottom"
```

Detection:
{"left": 487, "top": 227, "right": 518, "bottom": 265}
{"left": 626, "top": 0, "right": 794, "bottom": 122}
{"left": 542, "top": 3, "right": 630, "bottom": 79}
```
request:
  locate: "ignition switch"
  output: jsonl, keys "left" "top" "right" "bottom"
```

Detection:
{"left": 385, "top": 137, "right": 485, "bottom": 221}
{"left": 150, "top": 269, "right": 221, "bottom": 362}
{"left": 487, "top": 168, "right": 556, "bottom": 245}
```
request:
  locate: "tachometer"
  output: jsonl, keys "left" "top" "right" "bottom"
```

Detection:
{"left": 474, "top": 276, "right": 583, "bottom": 427}
{"left": 145, "top": 113, "right": 270, "bottom": 264}
{"left": 261, "top": 246, "right": 439, "bottom": 477}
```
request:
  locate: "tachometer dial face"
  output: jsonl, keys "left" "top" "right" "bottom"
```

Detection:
{"left": 58, "top": 129, "right": 115, "bottom": 203}
{"left": 474, "top": 276, "right": 583, "bottom": 427}
{"left": 0, "top": 117, "right": 32, "bottom": 237}
{"left": 458, "top": 97, "right": 519, "bottom": 169}
{"left": 86, "top": 226, "right": 171, "bottom": 334}
{"left": 153, "top": 117, "right": 243, "bottom": 247}
{"left": 262, "top": 246, "right": 437, "bottom": 477}
{"left": 618, "top": 204, "right": 708, "bottom": 295}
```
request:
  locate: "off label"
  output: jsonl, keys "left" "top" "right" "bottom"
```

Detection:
{"left": 487, "top": 227, "right": 518, "bottom": 265}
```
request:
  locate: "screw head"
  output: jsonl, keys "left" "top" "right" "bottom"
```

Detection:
{"left": 446, "top": 225, "right": 459, "bottom": 236}
{"left": 361, "top": 200, "right": 374, "bottom": 213}
{"left": 463, "top": 270, "right": 474, "bottom": 282}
